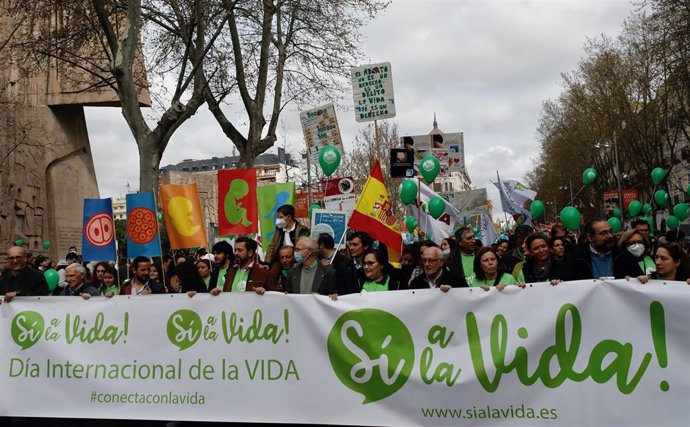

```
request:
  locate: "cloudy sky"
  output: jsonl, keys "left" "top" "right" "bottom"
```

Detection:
{"left": 85, "top": 0, "right": 636, "bottom": 218}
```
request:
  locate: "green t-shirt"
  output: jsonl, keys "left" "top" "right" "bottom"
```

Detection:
{"left": 470, "top": 273, "right": 517, "bottom": 287}
{"left": 101, "top": 285, "right": 120, "bottom": 297}
{"left": 216, "top": 266, "right": 228, "bottom": 290}
{"left": 362, "top": 276, "right": 390, "bottom": 293}
{"left": 639, "top": 256, "right": 656, "bottom": 275}
{"left": 231, "top": 269, "right": 250, "bottom": 292}
{"left": 461, "top": 253, "right": 476, "bottom": 282}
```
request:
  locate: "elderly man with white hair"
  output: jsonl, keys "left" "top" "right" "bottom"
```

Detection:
{"left": 286, "top": 237, "right": 338, "bottom": 299}
{"left": 410, "top": 246, "right": 468, "bottom": 291}
{"left": 60, "top": 264, "right": 100, "bottom": 298}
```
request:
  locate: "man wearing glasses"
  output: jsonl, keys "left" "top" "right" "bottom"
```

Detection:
{"left": 564, "top": 218, "right": 643, "bottom": 281}
{"left": 0, "top": 246, "right": 50, "bottom": 303}
{"left": 410, "top": 247, "right": 468, "bottom": 291}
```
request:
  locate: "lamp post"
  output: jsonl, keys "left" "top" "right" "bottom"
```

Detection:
{"left": 559, "top": 179, "right": 574, "bottom": 206}
{"left": 613, "top": 122, "right": 626, "bottom": 225}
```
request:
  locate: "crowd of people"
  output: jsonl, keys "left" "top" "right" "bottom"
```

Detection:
{"left": 2, "top": 204, "right": 689, "bottom": 303}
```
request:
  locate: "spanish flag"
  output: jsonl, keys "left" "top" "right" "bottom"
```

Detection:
{"left": 160, "top": 183, "right": 208, "bottom": 249}
{"left": 348, "top": 160, "right": 402, "bottom": 262}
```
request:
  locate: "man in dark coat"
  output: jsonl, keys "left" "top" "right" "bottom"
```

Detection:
{"left": 411, "top": 247, "right": 468, "bottom": 291}
{"left": 0, "top": 246, "right": 50, "bottom": 302}
{"left": 564, "top": 218, "right": 643, "bottom": 281}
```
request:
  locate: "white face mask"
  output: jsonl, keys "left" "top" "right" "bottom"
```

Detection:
{"left": 627, "top": 243, "right": 645, "bottom": 258}
{"left": 275, "top": 218, "right": 287, "bottom": 229}
{"left": 441, "top": 249, "right": 451, "bottom": 257}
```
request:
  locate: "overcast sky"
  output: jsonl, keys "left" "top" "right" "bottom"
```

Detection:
{"left": 85, "top": 0, "right": 636, "bottom": 219}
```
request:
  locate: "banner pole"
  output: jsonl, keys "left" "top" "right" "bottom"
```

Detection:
{"left": 374, "top": 120, "right": 380, "bottom": 161}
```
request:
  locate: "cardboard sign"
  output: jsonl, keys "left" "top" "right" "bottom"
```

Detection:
{"left": 351, "top": 62, "right": 395, "bottom": 122}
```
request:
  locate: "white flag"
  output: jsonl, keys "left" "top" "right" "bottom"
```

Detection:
{"left": 410, "top": 180, "right": 463, "bottom": 243}
{"left": 494, "top": 171, "right": 533, "bottom": 226}
{"left": 480, "top": 214, "right": 498, "bottom": 247}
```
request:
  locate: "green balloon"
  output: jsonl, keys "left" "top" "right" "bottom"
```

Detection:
{"left": 608, "top": 217, "right": 622, "bottom": 233}
{"left": 666, "top": 215, "right": 679, "bottom": 230}
{"left": 613, "top": 208, "right": 622, "bottom": 218}
{"left": 654, "top": 189, "right": 668, "bottom": 207}
{"left": 530, "top": 200, "right": 545, "bottom": 219}
{"left": 673, "top": 203, "right": 689, "bottom": 222}
{"left": 319, "top": 145, "right": 341, "bottom": 177}
{"left": 627, "top": 200, "right": 642, "bottom": 217}
{"left": 421, "top": 202, "right": 429, "bottom": 213}
{"left": 308, "top": 203, "right": 320, "bottom": 219}
{"left": 428, "top": 197, "right": 445, "bottom": 219}
{"left": 14, "top": 239, "right": 23, "bottom": 247}
{"left": 42, "top": 241, "right": 50, "bottom": 250}
{"left": 687, "top": 184, "right": 690, "bottom": 198}
{"left": 156, "top": 211, "right": 163, "bottom": 222}
{"left": 419, "top": 155, "right": 440, "bottom": 184}
{"left": 405, "top": 216, "right": 417, "bottom": 231}
{"left": 651, "top": 167, "right": 667, "bottom": 186}
{"left": 472, "top": 226, "right": 480, "bottom": 234}
{"left": 560, "top": 206, "right": 581, "bottom": 231}
{"left": 44, "top": 269, "right": 59, "bottom": 291}
{"left": 399, "top": 179, "right": 418, "bottom": 205}
{"left": 582, "top": 167, "right": 598, "bottom": 185}
{"left": 642, "top": 203, "right": 652, "bottom": 214}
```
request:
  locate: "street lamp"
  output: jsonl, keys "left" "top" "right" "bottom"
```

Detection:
{"left": 559, "top": 180, "right": 574, "bottom": 205}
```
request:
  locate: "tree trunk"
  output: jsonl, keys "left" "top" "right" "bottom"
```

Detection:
{"left": 138, "top": 141, "right": 162, "bottom": 194}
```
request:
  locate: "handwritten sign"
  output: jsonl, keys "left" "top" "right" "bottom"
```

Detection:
{"left": 299, "top": 104, "right": 343, "bottom": 159}
{"left": 351, "top": 62, "right": 395, "bottom": 122}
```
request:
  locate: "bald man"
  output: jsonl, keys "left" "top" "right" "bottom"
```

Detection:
{"left": 0, "top": 246, "right": 50, "bottom": 303}
{"left": 410, "top": 247, "right": 468, "bottom": 291}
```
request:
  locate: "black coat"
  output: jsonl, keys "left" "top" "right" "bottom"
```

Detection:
{"left": 0, "top": 266, "right": 50, "bottom": 296}
{"left": 518, "top": 256, "right": 564, "bottom": 283}
{"left": 409, "top": 267, "right": 468, "bottom": 289}
{"left": 563, "top": 244, "right": 643, "bottom": 281}
{"left": 336, "top": 259, "right": 367, "bottom": 295}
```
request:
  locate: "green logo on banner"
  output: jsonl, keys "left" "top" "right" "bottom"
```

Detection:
{"left": 11, "top": 311, "right": 45, "bottom": 350}
{"left": 327, "top": 309, "right": 414, "bottom": 404}
{"left": 167, "top": 309, "right": 202, "bottom": 351}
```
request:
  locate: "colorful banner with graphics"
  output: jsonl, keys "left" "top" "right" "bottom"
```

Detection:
{"left": 256, "top": 183, "right": 296, "bottom": 244}
{"left": 81, "top": 198, "right": 116, "bottom": 262}
{"left": 160, "top": 184, "right": 208, "bottom": 249}
{"left": 125, "top": 192, "right": 161, "bottom": 258}
{"left": 218, "top": 169, "right": 258, "bottom": 236}
{"left": 0, "top": 280, "right": 688, "bottom": 425}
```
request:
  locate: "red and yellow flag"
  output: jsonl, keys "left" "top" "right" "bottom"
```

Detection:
{"left": 348, "top": 160, "right": 402, "bottom": 261}
{"left": 160, "top": 183, "right": 208, "bottom": 249}
{"left": 218, "top": 169, "right": 258, "bottom": 236}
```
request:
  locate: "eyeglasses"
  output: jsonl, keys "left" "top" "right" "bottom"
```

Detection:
{"left": 421, "top": 258, "right": 441, "bottom": 264}
{"left": 363, "top": 261, "right": 378, "bottom": 267}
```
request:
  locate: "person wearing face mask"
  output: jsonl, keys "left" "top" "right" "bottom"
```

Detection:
{"left": 440, "top": 238, "right": 457, "bottom": 261}
{"left": 619, "top": 229, "right": 655, "bottom": 276}
{"left": 286, "top": 237, "right": 338, "bottom": 298}
{"left": 563, "top": 218, "right": 643, "bottom": 281}
{"left": 264, "top": 204, "right": 310, "bottom": 265}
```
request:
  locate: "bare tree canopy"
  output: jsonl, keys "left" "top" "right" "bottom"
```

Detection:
{"left": 203, "top": 0, "right": 390, "bottom": 168}
{"left": 528, "top": 0, "right": 690, "bottom": 219}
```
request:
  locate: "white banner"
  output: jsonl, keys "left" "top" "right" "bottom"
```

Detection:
{"left": 1, "top": 280, "right": 689, "bottom": 426}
